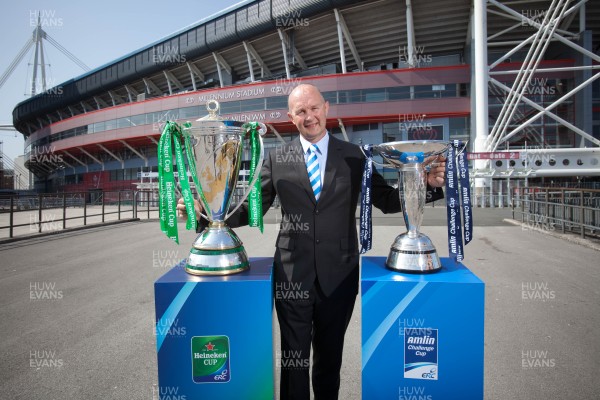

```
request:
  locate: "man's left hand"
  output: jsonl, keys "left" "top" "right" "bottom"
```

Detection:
{"left": 426, "top": 155, "right": 446, "bottom": 188}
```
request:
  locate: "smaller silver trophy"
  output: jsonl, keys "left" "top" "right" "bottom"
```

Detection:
{"left": 372, "top": 140, "right": 451, "bottom": 273}
{"left": 182, "top": 100, "right": 265, "bottom": 275}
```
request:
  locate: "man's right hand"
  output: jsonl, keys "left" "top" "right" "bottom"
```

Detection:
{"left": 177, "top": 198, "right": 202, "bottom": 220}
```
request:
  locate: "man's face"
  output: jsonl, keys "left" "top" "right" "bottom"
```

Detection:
{"left": 287, "top": 86, "right": 329, "bottom": 143}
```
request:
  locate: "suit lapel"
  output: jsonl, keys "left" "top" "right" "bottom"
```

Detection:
{"left": 320, "top": 135, "right": 341, "bottom": 203}
{"left": 288, "top": 139, "right": 317, "bottom": 205}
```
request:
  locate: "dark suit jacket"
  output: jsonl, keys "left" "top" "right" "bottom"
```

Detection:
{"left": 201, "top": 134, "right": 443, "bottom": 297}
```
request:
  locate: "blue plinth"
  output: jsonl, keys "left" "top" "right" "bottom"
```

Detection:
{"left": 361, "top": 257, "right": 485, "bottom": 400}
{"left": 154, "top": 257, "right": 274, "bottom": 400}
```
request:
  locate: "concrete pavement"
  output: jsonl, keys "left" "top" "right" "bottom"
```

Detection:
{"left": 0, "top": 209, "right": 598, "bottom": 399}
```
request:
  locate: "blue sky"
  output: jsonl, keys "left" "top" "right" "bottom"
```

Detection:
{"left": 0, "top": 0, "right": 243, "bottom": 161}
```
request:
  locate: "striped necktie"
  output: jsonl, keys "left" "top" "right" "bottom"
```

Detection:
{"left": 306, "top": 144, "right": 321, "bottom": 201}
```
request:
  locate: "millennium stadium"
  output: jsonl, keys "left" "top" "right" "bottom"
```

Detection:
{"left": 12, "top": 0, "right": 600, "bottom": 203}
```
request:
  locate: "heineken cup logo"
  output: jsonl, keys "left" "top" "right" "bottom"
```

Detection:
{"left": 191, "top": 336, "right": 230, "bottom": 383}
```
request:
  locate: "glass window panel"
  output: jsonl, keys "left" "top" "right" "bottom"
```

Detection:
{"left": 338, "top": 90, "right": 362, "bottom": 103}
{"left": 117, "top": 117, "right": 131, "bottom": 129}
{"left": 388, "top": 86, "right": 410, "bottom": 100}
{"left": 93, "top": 121, "right": 106, "bottom": 133}
{"left": 266, "top": 96, "right": 288, "bottom": 109}
{"left": 240, "top": 98, "right": 265, "bottom": 112}
{"left": 364, "top": 89, "right": 387, "bottom": 102}
{"left": 179, "top": 106, "right": 200, "bottom": 119}
{"left": 129, "top": 114, "right": 146, "bottom": 126}
{"left": 105, "top": 119, "right": 117, "bottom": 131}
{"left": 414, "top": 85, "right": 431, "bottom": 99}
{"left": 219, "top": 101, "right": 240, "bottom": 114}
{"left": 322, "top": 91, "right": 337, "bottom": 104}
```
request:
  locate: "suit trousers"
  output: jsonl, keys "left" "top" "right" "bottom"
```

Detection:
{"left": 275, "top": 270, "right": 358, "bottom": 400}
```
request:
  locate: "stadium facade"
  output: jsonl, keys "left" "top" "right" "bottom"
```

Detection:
{"left": 12, "top": 0, "right": 600, "bottom": 200}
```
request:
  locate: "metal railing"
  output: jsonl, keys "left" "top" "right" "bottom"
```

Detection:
{"left": 0, "top": 190, "right": 154, "bottom": 239}
{"left": 511, "top": 187, "right": 600, "bottom": 238}
{"left": 0, "top": 187, "right": 276, "bottom": 239}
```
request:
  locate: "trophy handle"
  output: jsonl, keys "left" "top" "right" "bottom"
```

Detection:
{"left": 225, "top": 124, "right": 266, "bottom": 220}
{"left": 359, "top": 146, "right": 394, "bottom": 168}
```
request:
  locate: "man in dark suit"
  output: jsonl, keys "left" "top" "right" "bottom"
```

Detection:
{"left": 180, "top": 84, "right": 445, "bottom": 399}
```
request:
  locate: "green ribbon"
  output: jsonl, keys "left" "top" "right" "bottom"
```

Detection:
{"left": 246, "top": 122, "right": 264, "bottom": 233}
{"left": 158, "top": 121, "right": 196, "bottom": 244}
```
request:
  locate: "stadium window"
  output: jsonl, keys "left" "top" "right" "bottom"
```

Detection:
{"left": 111, "top": 169, "right": 124, "bottom": 181}
{"left": 413, "top": 85, "right": 432, "bottom": 99}
{"left": 116, "top": 118, "right": 131, "bottom": 129}
{"left": 363, "top": 89, "right": 387, "bottom": 102}
{"left": 240, "top": 98, "right": 265, "bottom": 112}
{"left": 353, "top": 124, "right": 371, "bottom": 132}
{"left": 383, "top": 122, "right": 400, "bottom": 132}
{"left": 387, "top": 86, "right": 410, "bottom": 100}
{"left": 93, "top": 121, "right": 106, "bottom": 133}
{"left": 449, "top": 116, "right": 469, "bottom": 139}
{"left": 105, "top": 119, "right": 117, "bottom": 131}
{"left": 322, "top": 91, "right": 337, "bottom": 104}
{"left": 179, "top": 106, "right": 200, "bottom": 119}
{"left": 266, "top": 96, "right": 287, "bottom": 109}
{"left": 129, "top": 114, "right": 146, "bottom": 126}
{"left": 338, "top": 90, "right": 362, "bottom": 103}
{"left": 440, "top": 84, "right": 457, "bottom": 98}
{"left": 220, "top": 101, "right": 240, "bottom": 114}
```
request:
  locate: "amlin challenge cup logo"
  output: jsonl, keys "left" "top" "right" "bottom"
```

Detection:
{"left": 191, "top": 335, "right": 230, "bottom": 383}
{"left": 404, "top": 328, "right": 439, "bottom": 380}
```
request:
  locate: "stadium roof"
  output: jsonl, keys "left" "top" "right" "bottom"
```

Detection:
{"left": 13, "top": 0, "right": 600, "bottom": 135}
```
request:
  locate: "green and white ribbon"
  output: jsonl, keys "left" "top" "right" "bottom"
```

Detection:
{"left": 246, "top": 122, "right": 263, "bottom": 233}
{"left": 158, "top": 121, "right": 196, "bottom": 244}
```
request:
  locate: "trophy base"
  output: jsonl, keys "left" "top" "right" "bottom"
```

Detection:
{"left": 386, "top": 233, "right": 442, "bottom": 274}
{"left": 185, "top": 223, "right": 250, "bottom": 276}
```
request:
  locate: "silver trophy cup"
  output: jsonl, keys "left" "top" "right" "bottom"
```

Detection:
{"left": 182, "top": 100, "right": 265, "bottom": 275}
{"left": 372, "top": 140, "right": 450, "bottom": 273}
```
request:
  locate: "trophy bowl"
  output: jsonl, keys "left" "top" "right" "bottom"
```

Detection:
{"left": 372, "top": 140, "right": 450, "bottom": 273}
{"left": 182, "top": 100, "right": 265, "bottom": 275}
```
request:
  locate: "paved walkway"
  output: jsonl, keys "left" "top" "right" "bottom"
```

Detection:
{"left": 0, "top": 209, "right": 598, "bottom": 399}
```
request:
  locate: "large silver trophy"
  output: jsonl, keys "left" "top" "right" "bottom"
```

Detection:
{"left": 182, "top": 100, "right": 265, "bottom": 275}
{"left": 372, "top": 140, "right": 451, "bottom": 273}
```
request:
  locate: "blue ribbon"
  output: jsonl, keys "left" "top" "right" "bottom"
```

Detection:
{"left": 445, "top": 140, "right": 473, "bottom": 262}
{"left": 457, "top": 142, "right": 473, "bottom": 245}
{"left": 359, "top": 144, "right": 373, "bottom": 254}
